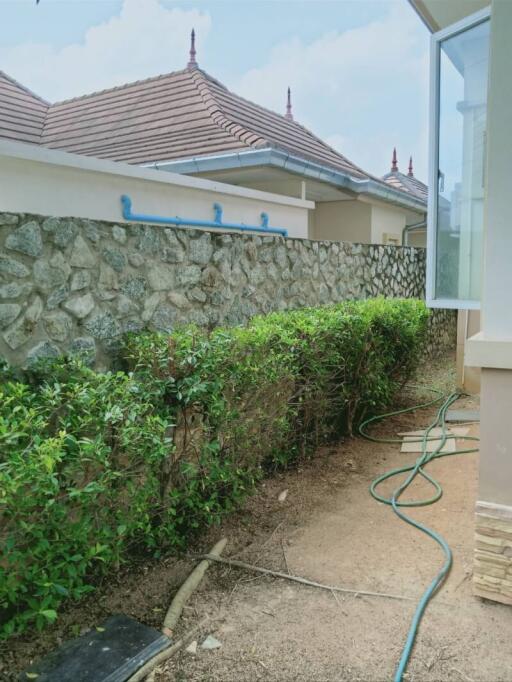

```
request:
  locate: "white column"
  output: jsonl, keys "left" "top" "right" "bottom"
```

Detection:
{"left": 480, "top": 0, "right": 512, "bottom": 338}
{"left": 467, "top": 0, "right": 512, "bottom": 605}
{"left": 474, "top": 0, "right": 512, "bottom": 507}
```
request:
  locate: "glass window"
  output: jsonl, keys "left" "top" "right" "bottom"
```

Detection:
{"left": 433, "top": 17, "right": 490, "bottom": 305}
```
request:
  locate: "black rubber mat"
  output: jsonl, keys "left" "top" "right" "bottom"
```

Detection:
{"left": 19, "top": 614, "right": 169, "bottom": 682}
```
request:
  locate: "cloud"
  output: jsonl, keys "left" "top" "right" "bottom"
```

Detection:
{"left": 229, "top": 2, "right": 429, "bottom": 180}
{"left": 1, "top": 0, "right": 429, "bottom": 180}
{"left": 0, "top": 0, "right": 211, "bottom": 101}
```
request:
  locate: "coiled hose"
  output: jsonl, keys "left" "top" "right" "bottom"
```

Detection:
{"left": 359, "top": 389, "right": 479, "bottom": 682}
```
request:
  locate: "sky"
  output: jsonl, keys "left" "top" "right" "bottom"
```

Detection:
{"left": 0, "top": 0, "right": 431, "bottom": 181}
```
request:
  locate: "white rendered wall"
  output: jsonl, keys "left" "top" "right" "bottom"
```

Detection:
{"left": 370, "top": 204, "right": 407, "bottom": 245}
{"left": 312, "top": 200, "right": 372, "bottom": 242}
{"left": 0, "top": 140, "right": 313, "bottom": 239}
{"left": 408, "top": 229, "right": 427, "bottom": 247}
{"left": 470, "top": 0, "right": 512, "bottom": 508}
{"left": 479, "top": 2, "right": 512, "bottom": 339}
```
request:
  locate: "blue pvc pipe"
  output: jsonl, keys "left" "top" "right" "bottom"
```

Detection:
{"left": 120, "top": 195, "right": 288, "bottom": 237}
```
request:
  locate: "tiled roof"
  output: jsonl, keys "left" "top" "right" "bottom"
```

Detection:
{"left": 41, "top": 69, "right": 250, "bottom": 165}
{"left": 0, "top": 65, "right": 426, "bottom": 209}
{"left": 0, "top": 71, "right": 48, "bottom": 145}
{"left": 1, "top": 66, "right": 369, "bottom": 180}
{"left": 382, "top": 170, "right": 428, "bottom": 203}
{"left": 197, "top": 70, "right": 370, "bottom": 179}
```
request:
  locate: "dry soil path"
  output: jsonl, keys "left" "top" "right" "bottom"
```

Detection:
{"left": 156, "top": 393, "right": 512, "bottom": 682}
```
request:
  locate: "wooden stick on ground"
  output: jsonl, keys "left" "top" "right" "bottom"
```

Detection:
{"left": 200, "top": 554, "right": 413, "bottom": 603}
{"left": 129, "top": 539, "right": 227, "bottom": 680}
{"left": 162, "top": 537, "right": 227, "bottom": 637}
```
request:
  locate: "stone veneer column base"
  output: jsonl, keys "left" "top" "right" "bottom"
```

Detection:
{"left": 474, "top": 501, "right": 512, "bottom": 605}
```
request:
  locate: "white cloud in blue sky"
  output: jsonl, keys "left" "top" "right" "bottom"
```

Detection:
{"left": 0, "top": 1, "right": 212, "bottom": 99}
{"left": 0, "top": 0, "right": 430, "bottom": 181}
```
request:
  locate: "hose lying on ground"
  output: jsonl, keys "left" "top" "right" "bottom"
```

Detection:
{"left": 359, "top": 389, "right": 479, "bottom": 682}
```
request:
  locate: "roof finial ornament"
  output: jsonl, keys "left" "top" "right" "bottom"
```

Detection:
{"left": 408, "top": 156, "right": 414, "bottom": 177}
{"left": 391, "top": 147, "right": 398, "bottom": 172}
{"left": 285, "top": 87, "right": 293, "bottom": 121}
{"left": 188, "top": 28, "right": 198, "bottom": 69}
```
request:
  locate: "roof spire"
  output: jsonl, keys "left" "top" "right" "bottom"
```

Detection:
{"left": 391, "top": 147, "right": 398, "bottom": 172}
{"left": 187, "top": 28, "right": 198, "bottom": 69}
{"left": 285, "top": 87, "right": 293, "bottom": 121}
{"left": 408, "top": 156, "right": 414, "bottom": 177}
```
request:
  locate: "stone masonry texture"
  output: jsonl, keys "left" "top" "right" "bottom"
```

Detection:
{"left": 474, "top": 502, "right": 512, "bottom": 606}
{"left": 0, "top": 212, "right": 456, "bottom": 369}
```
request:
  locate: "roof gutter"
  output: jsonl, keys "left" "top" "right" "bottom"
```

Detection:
{"left": 145, "top": 148, "right": 427, "bottom": 214}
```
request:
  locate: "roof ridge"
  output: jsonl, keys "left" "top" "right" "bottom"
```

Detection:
{"left": 381, "top": 169, "right": 428, "bottom": 203}
{"left": 383, "top": 169, "right": 427, "bottom": 183}
{"left": 0, "top": 70, "right": 49, "bottom": 106}
{"left": 50, "top": 67, "right": 192, "bottom": 106}
{"left": 189, "top": 68, "right": 267, "bottom": 150}
{"left": 199, "top": 69, "right": 373, "bottom": 179}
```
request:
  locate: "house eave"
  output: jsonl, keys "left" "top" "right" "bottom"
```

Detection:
{"left": 144, "top": 149, "right": 427, "bottom": 214}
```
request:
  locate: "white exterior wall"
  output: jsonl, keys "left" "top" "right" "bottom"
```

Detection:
{"left": 311, "top": 200, "right": 372, "bottom": 242}
{"left": 312, "top": 199, "right": 418, "bottom": 245}
{"left": 370, "top": 203, "right": 407, "bottom": 245}
{"left": 0, "top": 140, "right": 313, "bottom": 239}
{"left": 407, "top": 229, "right": 427, "bottom": 247}
{"left": 466, "top": 0, "right": 512, "bottom": 507}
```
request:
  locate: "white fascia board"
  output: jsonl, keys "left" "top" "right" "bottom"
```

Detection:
{"left": 0, "top": 139, "right": 314, "bottom": 210}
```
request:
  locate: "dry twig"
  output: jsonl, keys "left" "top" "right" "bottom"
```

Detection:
{"left": 200, "top": 554, "right": 413, "bottom": 602}
{"left": 281, "top": 539, "right": 291, "bottom": 575}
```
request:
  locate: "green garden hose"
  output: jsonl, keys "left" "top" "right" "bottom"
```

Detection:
{"left": 359, "top": 389, "right": 479, "bottom": 682}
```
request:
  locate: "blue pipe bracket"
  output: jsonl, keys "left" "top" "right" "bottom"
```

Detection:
{"left": 120, "top": 195, "right": 287, "bottom": 237}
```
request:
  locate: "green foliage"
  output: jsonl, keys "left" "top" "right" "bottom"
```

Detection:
{"left": 0, "top": 298, "right": 428, "bottom": 637}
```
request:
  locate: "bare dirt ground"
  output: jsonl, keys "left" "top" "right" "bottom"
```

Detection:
{"left": 5, "top": 354, "right": 512, "bottom": 682}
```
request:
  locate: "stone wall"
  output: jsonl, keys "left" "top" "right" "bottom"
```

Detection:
{"left": 0, "top": 212, "right": 456, "bottom": 368}
{"left": 474, "top": 502, "right": 512, "bottom": 606}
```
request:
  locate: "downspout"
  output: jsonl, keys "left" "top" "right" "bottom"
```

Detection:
{"left": 402, "top": 218, "right": 427, "bottom": 246}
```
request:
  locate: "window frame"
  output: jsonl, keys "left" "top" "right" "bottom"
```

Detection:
{"left": 426, "top": 6, "right": 491, "bottom": 310}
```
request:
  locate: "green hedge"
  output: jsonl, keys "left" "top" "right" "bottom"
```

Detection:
{"left": 0, "top": 298, "right": 429, "bottom": 637}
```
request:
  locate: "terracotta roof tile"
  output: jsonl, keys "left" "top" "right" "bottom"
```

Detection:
{"left": 0, "top": 71, "right": 48, "bottom": 144}
{"left": 382, "top": 170, "right": 428, "bottom": 202}
{"left": 0, "top": 66, "right": 372, "bottom": 179}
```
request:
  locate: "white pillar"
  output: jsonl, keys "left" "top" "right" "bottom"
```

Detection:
{"left": 466, "top": 0, "right": 512, "bottom": 605}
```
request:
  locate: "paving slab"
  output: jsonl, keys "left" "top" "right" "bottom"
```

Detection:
{"left": 445, "top": 409, "right": 480, "bottom": 423}
{"left": 400, "top": 437, "right": 457, "bottom": 454}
